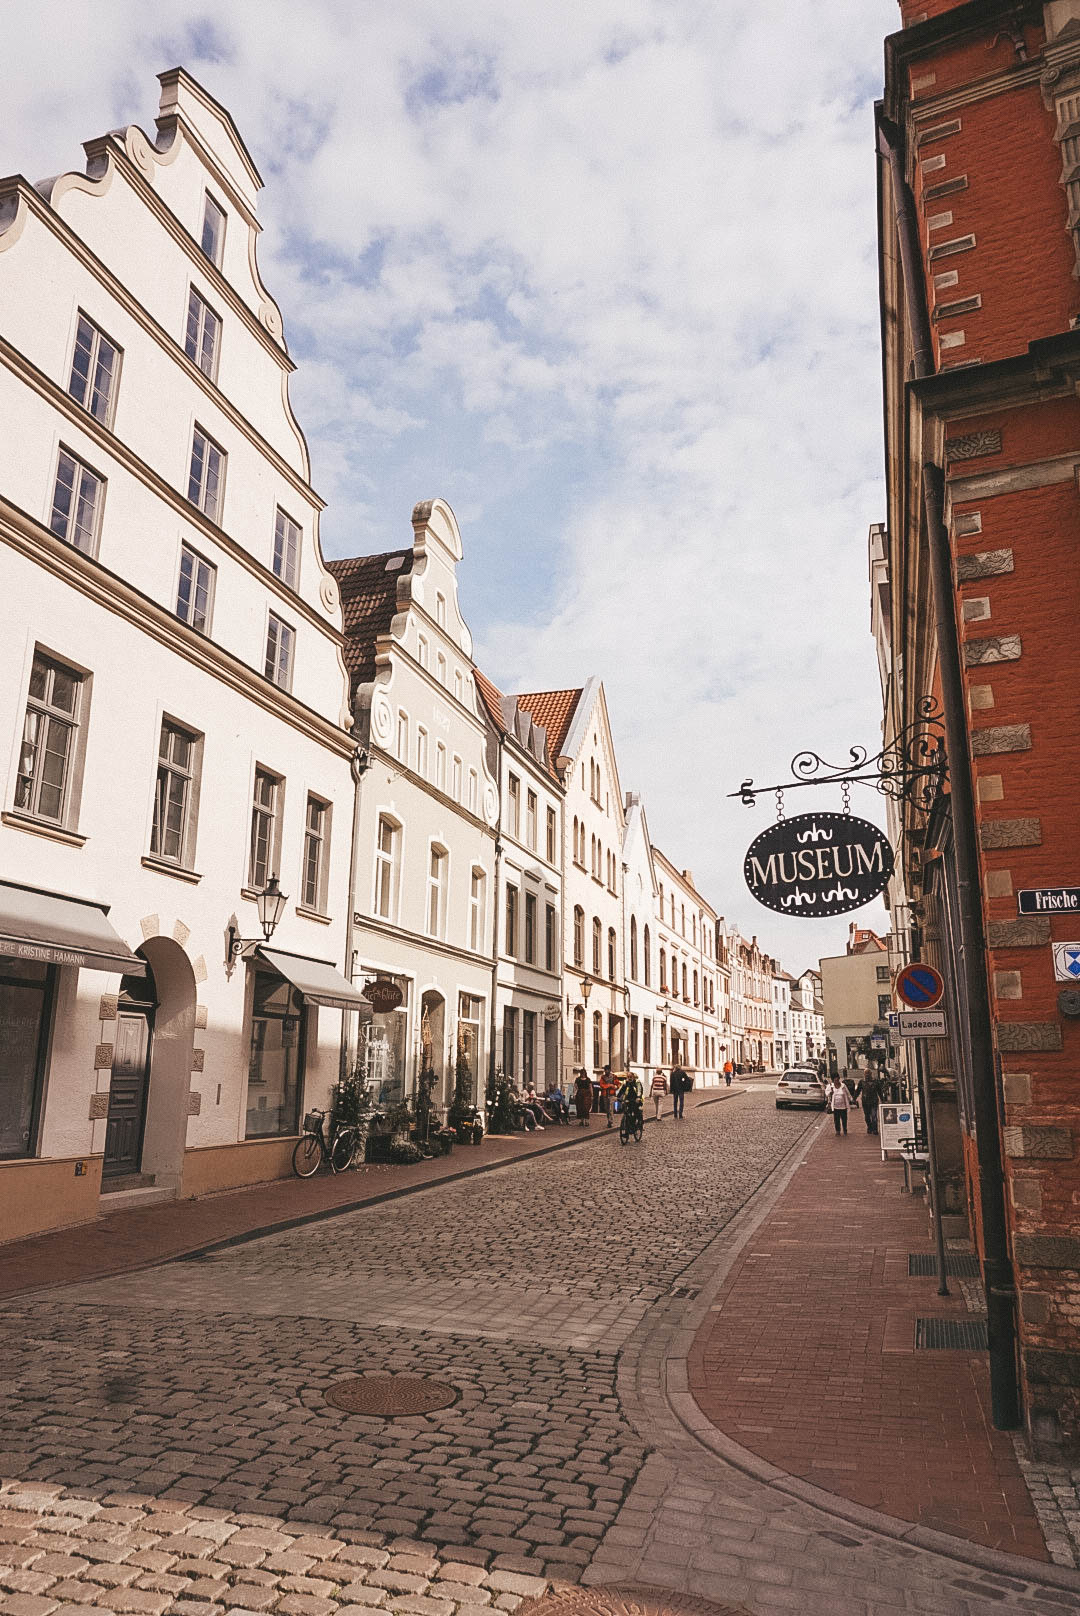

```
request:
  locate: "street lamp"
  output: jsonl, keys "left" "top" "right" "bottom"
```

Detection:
{"left": 226, "top": 875, "right": 289, "bottom": 972}
{"left": 581, "top": 974, "right": 593, "bottom": 1005}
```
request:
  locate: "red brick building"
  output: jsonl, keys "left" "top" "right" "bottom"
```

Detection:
{"left": 877, "top": 0, "right": 1080, "bottom": 1449}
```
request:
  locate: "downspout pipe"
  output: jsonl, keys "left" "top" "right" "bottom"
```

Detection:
{"left": 923, "top": 462, "right": 1020, "bottom": 1430}
{"left": 877, "top": 114, "right": 934, "bottom": 380}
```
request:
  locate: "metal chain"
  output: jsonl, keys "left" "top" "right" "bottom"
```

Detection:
{"left": 841, "top": 779, "right": 851, "bottom": 816}
{"left": 775, "top": 788, "right": 785, "bottom": 822}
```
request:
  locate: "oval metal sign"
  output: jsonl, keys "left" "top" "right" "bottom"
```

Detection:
{"left": 743, "top": 812, "right": 894, "bottom": 919}
{"left": 364, "top": 978, "right": 404, "bottom": 1012}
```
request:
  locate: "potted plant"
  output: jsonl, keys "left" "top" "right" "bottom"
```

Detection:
{"left": 432, "top": 1125, "right": 457, "bottom": 1157}
{"left": 487, "top": 1068, "right": 517, "bottom": 1135}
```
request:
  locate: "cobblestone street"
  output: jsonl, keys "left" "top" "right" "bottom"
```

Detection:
{"left": 4, "top": 1092, "right": 1080, "bottom": 1616}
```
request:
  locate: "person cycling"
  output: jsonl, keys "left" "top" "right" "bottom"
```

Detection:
{"left": 617, "top": 1071, "right": 644, "bottom": 1130}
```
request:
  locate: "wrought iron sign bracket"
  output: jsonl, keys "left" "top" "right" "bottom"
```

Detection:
{"left": 729, "top": 698, "right": 948, "bottom": 815}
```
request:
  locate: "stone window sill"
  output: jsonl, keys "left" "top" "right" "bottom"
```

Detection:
{"left": 141, "top": 855, "right": 202, "bottom": 884}
{"left": 296, "top": 904, "right": 332, "bottom": 926}
{"left": 2, "top": 810, "right": 87, "bottom": 848}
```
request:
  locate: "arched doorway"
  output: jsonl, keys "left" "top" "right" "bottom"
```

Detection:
{"left": 419, "top": 990, "right": 446, "bottom": 1106}
{"left": 103, "top": 937, "right": 196, "bottom": 1190}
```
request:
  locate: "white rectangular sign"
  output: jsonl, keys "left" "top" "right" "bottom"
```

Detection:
{"left": 899, "top": 1009, "right": 947, "bottom": 1038}
{"left": 879, "top": 1102, "right": 917, "bottom": 1156}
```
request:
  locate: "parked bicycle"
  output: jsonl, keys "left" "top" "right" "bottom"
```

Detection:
{"left": 292, "top": 1108, "right": 361, "bottom": 1177}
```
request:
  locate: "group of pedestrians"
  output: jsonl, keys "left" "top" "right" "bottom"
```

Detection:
{"left": 569, "top": 1064, "right": 695, "bottom": 1126}
{"left": 825, "top": 1069, "right": 885, "bottom": 1137}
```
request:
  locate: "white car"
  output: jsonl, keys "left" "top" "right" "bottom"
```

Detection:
{"left": 775, "top": 1069, "right": 828, "bottom": 1110}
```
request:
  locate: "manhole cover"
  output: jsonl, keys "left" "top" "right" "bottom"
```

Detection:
{"left": 324, "top": 1374, "right": 457, "bottom": 1416}
{"left": 518, "top": 1589, "right": 750, "bottom": 1616}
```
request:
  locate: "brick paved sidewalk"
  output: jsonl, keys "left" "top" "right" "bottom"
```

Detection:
{"left": 0, "top": 1092, "right": 731, "bottom": 1301}
{"left": 687, "top": 1113, "right": 1049, "bottom": 1562}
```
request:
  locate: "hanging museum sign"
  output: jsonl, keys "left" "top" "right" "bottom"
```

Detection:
{"left": 743, "top": 811, "right": 894, "bottom": 919}
{"left": 363, "top": 977, "right": 404, "bottom": 1012}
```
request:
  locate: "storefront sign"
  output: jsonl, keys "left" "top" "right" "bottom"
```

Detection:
{"left": 543, "top": 1002, "right": 562, "bottom": 1022}
{"left": 364, "top": 978, "right": 404, "bottom": 1013}
{"left": 1018, "top": 887, "right": 1080, "bottom": 914}
{"left": 743, "top": 812, "right": 894, "bottom": 918}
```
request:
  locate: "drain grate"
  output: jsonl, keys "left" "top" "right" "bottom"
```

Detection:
{"left": 324, "top": 1373, "right": 457, "bottom": 1417}
{"left": 671, "top": 1284, "right": 701, "bottom": 1299}
{"left": 908, "top": 1252, "right": 981, "bottom": 1278}
{"left": 915, "top": 1316, "right": 988, "bottom": 1350}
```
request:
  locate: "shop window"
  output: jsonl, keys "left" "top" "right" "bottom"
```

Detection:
{"left": 356, "top": 974, "right": 409, "bottom": 1106}
{"left": 503, "top": 1006, "right": 518, "bottom": 1078}
{"left": 0, "top": 958, "right": 54, "bottom": 1159}
{"left": 245, "top": 967, "right": 305, "bottom": 1139}
{"left": 522, "top": 1010, "right": 536, "bottom": 1088}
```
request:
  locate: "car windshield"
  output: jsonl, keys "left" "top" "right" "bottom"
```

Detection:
{"left": 782, "top": 1072, "right": 819, "bottom": 1084}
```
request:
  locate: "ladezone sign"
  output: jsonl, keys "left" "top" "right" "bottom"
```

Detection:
{"left": 743, "top": 812, "right": 894, "bottom": 918}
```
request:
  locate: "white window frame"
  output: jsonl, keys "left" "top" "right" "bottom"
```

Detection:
{"left": 301, "top": 794, "right": 331, "bottom": 913}
{"left": 396, "top": 711, "right": 409, "bottom": 762}
{"left": 248, "top": 767, "right": 284, "bottom": 892}
{"left": 373, "top": 814, "right": 401, "bottom": 921}
{"left": 273, "top": 507, "right": 301, "bottom": 589}
{"left": 427, "top": 844, "right": 448, "bottom": 939}
{"left": 185, "top": 286, "right": 222, "bottom": 381}
{"left": 452, "top": 754, "right": 462, "bottom": 801}
{"left": 14, "top": 650, "right": 87, "bottom": 828}
{"left": 175, "top": 543, "right": 216, "bottom": 633}
{"left": 49, "top": 447, "right": 105, "bottom": 557}
{"left": 416, "top": 726, "right": 429, "bottom": 777}
{"left": 468, "top": 769, "right": 478, "bottom": 813}
{"left": 264, "top": 612, "right": 295, "bottom": 691}
{"left": 187, "top": 425, "right": 226, "bottom": 523}
{"left": 150, "top": 718, "right": 202, "bottom": 869}
{"left": 200, "top": 191, "right": 226, "bottom": 266}
{"left": 526, "top": 789, "right": 537, "bottom": 851}
{"left": 435, "top": 741, "right": 446, "bottom": 793}
{"left": 68, "top": 311, "right": 122, "bottom": 426}
{"left": 469, "top": 867, "right": 485, "bottom": 952}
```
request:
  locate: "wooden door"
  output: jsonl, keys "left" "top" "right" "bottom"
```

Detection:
{"left": 104, "top": 1011, "right": 151, "bottom": 1177}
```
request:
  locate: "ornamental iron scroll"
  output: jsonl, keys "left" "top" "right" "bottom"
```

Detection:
{"left": 731, "top": 698, "right": 946, "bottom": 815}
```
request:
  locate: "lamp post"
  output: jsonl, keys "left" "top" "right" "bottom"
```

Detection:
{"left": 225, "top": 876, "right": 289, "bottom": 971}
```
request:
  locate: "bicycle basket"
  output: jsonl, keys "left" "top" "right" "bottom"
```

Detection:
{"left": 303, "top": 1112, "right": 322, "bottom": 1133}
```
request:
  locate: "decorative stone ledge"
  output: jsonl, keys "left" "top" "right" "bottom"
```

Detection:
{"left": 946, "top": 428, "right": 1001, "bottom": 460}
{"left": 1004, "top": 1124, "right": 1073, "bottom": 1160}
{"left": 988, "top": 917, "right": 1052, "bottom": 948}
{"left": 1014, "top": 1233, "right": 1080, "bottom": 1269}
{"left": 963, "top": 634, "right": 1021, "bottom": 665}
{"left": 997, "top": 1022, "right": 1064, "bottom": 1052}
{"left": 971, "top": 723, "right": 1031, "bottom": 755}
{"left": 979, "top": 817, "right": 1041, "bottom": 849}
{"left": 956, "top": 549, "right": 1014, "bottom": 581}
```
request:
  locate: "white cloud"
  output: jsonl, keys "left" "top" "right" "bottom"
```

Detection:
{"left": 2, "top": 0, "right": 900, "bottom": 964}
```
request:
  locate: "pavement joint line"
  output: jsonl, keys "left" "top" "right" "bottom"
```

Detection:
{"left": 631, "top": 1111, "right": 1080, "bottom": 1599}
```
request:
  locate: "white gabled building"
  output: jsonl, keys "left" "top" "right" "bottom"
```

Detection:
{"left": 0, "top": 70, "right": 363, "bottom": 1240}
{"left": 475, "top": 672, "right": 564, "bottom": 1093}
{"left": 621, "top": 792, "right": 660, "bottom": 1083}
{"left": 517, "top": 679, "right": 626, "bottom": 1078}
{"left": 652, "top": 849, "right": 721, "bottom": 1085}
{"left": 329, "top": 500, "right": 499, "bottom": 1115}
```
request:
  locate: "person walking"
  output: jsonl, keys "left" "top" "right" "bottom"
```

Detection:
{"left": 649, "top": 1068, "right": 668, "bottom": 1120}
{"left": 827, "top": 1075, "right": 851, "bottom": 1136}
{"left": 573, "top": 1068, "right": 593, "bottom": 1127}
{"left": 599, "top": 1063, "right": 617, "bottom": 1128}
{"left": 670, "top": 1061, "right": 690, "bottom": 1120}
{"left": 859, "top": 1069, "right": 883, "bottom": 1136}
{"left": 723, "top": 1058, "right": 733, "bottom": 1087}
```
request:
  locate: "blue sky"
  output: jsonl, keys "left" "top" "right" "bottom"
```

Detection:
{"left": 4, "top": 0, "right": 901, "bottom": 969}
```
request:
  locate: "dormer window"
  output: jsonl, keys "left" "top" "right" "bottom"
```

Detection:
{"left": 201, "top": 193, "right": 226, "bottom": 267}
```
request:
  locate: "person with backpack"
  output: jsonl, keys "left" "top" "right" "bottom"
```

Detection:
{"left": 670, "top": 1062, "right": 691, "bottom": 1120}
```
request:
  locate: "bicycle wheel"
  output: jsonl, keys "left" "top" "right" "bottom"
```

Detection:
{"left": 619, "top": 1113, "right": 631, "bottom": 1145}
{"left": 292, "top": 1133, "right": 322, "bottom": 1178}
{"left": 330, "top": 1129, "right": 358, "bottom": 1173}
{"left": 634, "top": 1116, "right": 644, "bottom": 1142}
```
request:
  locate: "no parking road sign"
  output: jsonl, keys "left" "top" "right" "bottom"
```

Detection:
{"left": 895, "top": 962, "right": 945, "bottom": 1010}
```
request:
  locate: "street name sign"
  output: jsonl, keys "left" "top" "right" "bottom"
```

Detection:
{"left": 895, "top": 962, "right": 945, "bottom": 1009}
{"left": 742, "top": 812, "right": 894, "bottom": 919}
{"left": 898, "top": 1010, "right": 947, "bottom": 1039}
{"left": 1053, "top": 943, "right": 1080, "bottom": 983}
{"left": 1018, "top": 887, "right": 1080, "bottom": 914}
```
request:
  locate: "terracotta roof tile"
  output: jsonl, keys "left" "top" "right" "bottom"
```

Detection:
{"left": 474, "top": 668, "right": 507, "bottom": 734}
{"left": 327, "top": 549, "right": 412, "bottom": 687}
{"left": 515, "top": 688, "right": 582, "bottom": 761}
